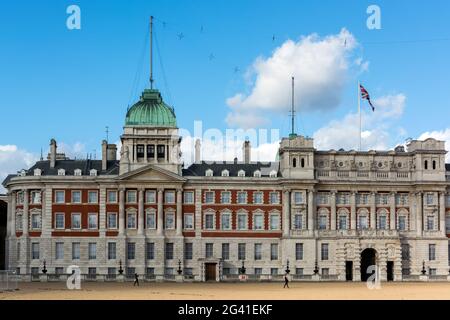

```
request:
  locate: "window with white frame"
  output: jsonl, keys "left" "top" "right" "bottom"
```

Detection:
{"left": 238, "top": 170, "right": 245, "bottom": 177}
{"left": 184, "top": 213, "right": 194, "bottom": 229}
{"left": 356, "top": 193, "right": 369, "bottom": 205}
{"left": 145, "top": 190, "right": 156, "bottom": 203}
{"left": 74, "top": 169, "right": 82, "bottom": 176}
{"left": 253, "top": 192, "right": 263, "bottom": 204}
{"left": 376, "top": 193, "right": 389, "bottom": 205}
{"left": 88, "top": 213, "right": 98, "bottom": 229}
{"left": 293, "top": 213, "right": 303, "bottom": 230}
{"left": 254, "top": 243, "right": 262, "bottom": 260}
{"left": 34, "top": 168, "right": 41, "bottom": 176}
{"left": 55, "top": 213, "right": 65, "bottom": 229}
{"left": 269, "top": 192, "right": 280, "bottom": 204}
{"left": 358, "top": 212, "right": 368, "bottom": 230}
{"left": 398, "top": 215, "right": 406, "bottom": 231}
{"left": 127, "top": 242, "right": 136, "bottom": 260}
{"left": 205, "top": 169, "right": 213, "bottom": 177}
{"left": 270, "top": 243, "right": 278, "bottom": 260}
{"left": 429, "top": 244, "right": 436, "bottom": 261}
{"left": 237, "top": 191, "right": 247, "bottom": 204}
{"left": 221, "top": 169, "right": 229, "bottom": 177}
{"left": 72, "top": 242, "right": 80, "bottom": 260}
{"left": 58, "top": 169, "right": 65, "bottom": 176}
{"left": 147, "top": 242, "right": 155, "bottom": 260}
{"left": 165, "top": 211, "right": 175, "bottom": 229}
{"left": 222, "top": 243, "right": 230, "bottom": 260}
{"left": 88, "top": 191, "right": 98, "bottom": 204}
{"left": 269, "top": 213, "right": 280, "bottom": 230}
{"left": 107, "top": 212, "right": 117, "bottom": 229}
{"left": 30, "top": 191, "right": 41, "bottom": 204}
{"left": 90, "top": 169, "right": 97, "bottom": 176}
{"left": 16, "top": 213, "right": 23, "bottom": 231}
{"left": 205, "top": 243, "right": 214, "bottom": 258}
{"left": 238, "top": 243, "right": 246, "bottom": 260}
{"left": 165, "top": 191, "right": 175, "bottom": 204}
{"left": 108, "top": 242, "right": 116, "bottom": 260}
{"left": 253, "top": 213, "right": 264, "bottom": 230}
{"left": 88, "top": 243, "right": 97, "bottom": 260}
{"left": 253, "top": 170, "right": 261, "bottom": 177}
{"left": 221, "top": 191, "right": 231, "bottom": 204}
{"left": 237, "top": 212, "right": 248, "bottom": 230}
{"left": 205, "top": 191, "right": 215, "bottom": 204}
{"left": 55, "top": 242, "right": 64, "bottom": 260}
{"left": 146, "top": 210, "right": 156, "bottom": 229}
{"left": 296, "top": 243, "right": 303, "bottom": 260}
{"left": 317, "top": 192, "right": 329, "bottom": 205}
{"left": 16, "top": 191, "right": 24, "bottom": 204}
{"left": 204, "top": 212, "right": 215, "bottom": 230}
{"left": 126, "top": 190, "right": 137, "bottom": 203}
{"left": 336, "top": 193, "right": 350, "bottom": 205}
{"left": 377, "top": 211, "right": 387, "bottom": 230}
{"left": 31, "top": 243, "right": 39, "bottom": 260}
{"left": 221, "top": 212, "right": 231, "bottom": 230}
{"left": 427, "top": 215, "right": 435, "bottom": 231}
{"left": 127, "top": 211, "right": 137, "bottom": 229}
{"left": 55, "top": 190, "right": 65, "bottom": 204}
{"left": 107, "top": 190, "right": 117, "bottom": 203}
{"left": 293, "top": 192, "right": 304, "bottom": 204}
{"left": 269, "top": 170, "right": 277, "bottom": 178}
{"left": 183, "top": 191, "right": 194, "bottom": 204}
{"left": 31, "top": 212, "right": 41, "bottom": 230}
{"left": 165, "top": 243, "right": 174, "bottom": 260}
{"left": 426, "top": 193, "right": 434, "bottom": 205}
{"left": 71, "top": 190, "right": 81, "bottom": 204}
{"left": 321, "top": 243, "right": 329, "bottom": 260}
{"left": 396, "top": 193, "right": 409, "bottom": 206}
{"left": 318, "top": 215, "right": 328, "bottom": 230}
{"left": 338, "top": 214, "right": 348, "bottom": 230}
{"left": 71, "top": 213, "right": 81, "bottom": 229}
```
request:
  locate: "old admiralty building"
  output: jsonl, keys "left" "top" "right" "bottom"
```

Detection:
{"left": 3, "top": 85, "right": 450, "bottom": 282}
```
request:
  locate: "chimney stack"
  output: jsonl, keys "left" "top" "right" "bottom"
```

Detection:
{"left": 102, "top": 140, "right": 117, "bottom": 171}
{"left": 195, "top": 139, "right": 201, "bottom": 164}
{"left": 243, "top": 140, "right": 251, "bottom": 164}
{"left": 49, "top": 139, "right": 57, "bottom": 168}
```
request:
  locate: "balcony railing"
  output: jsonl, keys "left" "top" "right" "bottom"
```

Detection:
{"left": 315, "top": 170, "right": 411, "bottom": 181}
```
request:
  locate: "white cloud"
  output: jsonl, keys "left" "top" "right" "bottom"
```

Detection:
{"left": 313, "top": 94, "right": 407, "bottom": 151}
{"left": 418, "top": 128, "right": 450, "bottom": 162}
{"left": 58, "top": 141, "right": 87, "bottom": 159}
{"left": 226, "top": 28, "right": 367, "bottom": 128}
{"left": 0, "top": 145, "right": 38, "bottom": 193}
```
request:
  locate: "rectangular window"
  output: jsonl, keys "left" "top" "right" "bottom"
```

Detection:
{"left": 221, "top": 214, "right": 231, "bottom": 230}
{"left": 254, "top": 214, "right": 264, "bottom": 230}
{"left": 359, "top": 216, "right": 368, "bottom": 230}
{"left": 317, "top": 193, "right": 329, "bottom": 205}
{"left": 72, "top": 242, "right": 80, "bottom": 260}
{"left": 398, "top": 216, "right": 406, "bottom": 231}
{"left": 270, "top": 214, "right": 280, "bottom": 230}
{"left": 271, "top": 268, "right": 278, "bottom": 275}
{"left": 145, "top": 190, "right": 156, "bottom": 203}
{"left": 165, "top": 243, "right": 174, "bottom": 260}
{"left": 221, "top": 191, "right": 231, "bottom": 204}
{"left": 108, "top": 267, "right": 117, "bottom": 277}
{"left": 108, "top": 242, "right": 116, "bottom": 260}
{"left": 270, "top": 243, "right": 278, "bottom": 260}
{"left": 255, "top": 268, "right": 262, "bottom": 275}
{"left": 356, "top": 193, "right": 369, "bottom": 205}
{"left": 337, "top": 193, "right": 350, "bottom": 205}
{"left": 237, "top": 192, "right": 247, "bottom": 204}
{"left": 16, "top": 215, "right": 23, "bottom": 231}
{"left": 184, "top": 213, "right": 194, "bottom": 229}
{"left": 71, "top": 213, "right": 81, "bottom": 229}
{"left": 321, "top": 243, "right": 329, "bottom": 260}
{"left": 146, "top": 267, "right": 154, "bottom": 276}
{"left": 205, "top": 243, "right": 214, "bottom": 258}
{"left": 379, "top": 216, "right": 387, "bottom": 230}
{"left": 88, "top": 243, "right": 97, "bottom": 260}
{"left": 107, "top": 212, "right": 118, "bottom": 229}
{"left": 293, "top": 192, "right": 303, "bottom": 204}
{"left": 254, "top": 243, "right": 262, "bottom": 260}
{"left": 136, "top": 144, "right": 145, "bottom": 158}
{"left": 296, "top": 243, "right": 304, "bottom": 260}
{"left": 322, "top": 268, "right": 329, "bottom": 277}
{"left": 146, "top": 211, "right": 156, "bottom": 229}
{"left": 294, "top": 214, "right": 303, "bottom": 230}
{"left": 127, "top": 242, "right": 135, "bottom": 260}
{"left": 204, "top": 214, "right": 215, "bottom": 230}
{"left": 318, "top": 215, "right": 327, "bottom": 230}
{"left": 427, "top": 193, "right": 434, "bottom": 205}
{"left": 238, "top": 243, "right": 246, "bottom": 260}
{"left": 107, "top": 190, "right": 117, "bottom": 203}
{"left": 55, "top": 190, "right": 65, "bottom": 204}
{"left": 184, "top": 268, "right": 193, "bottom": 276}
{"left": 31, "top": 214, "right": 41, "bottom": 230}
{"left": 184, "top": 243, "right": 193, "bottom": 260}
{"left": 127, "top": 212, "right": 137, "bottom": 229}
{"left": 17, "top": 191, "right": 24, "bottom": 204}
{"left": 222, "top": 243, "right": 230, "bottom": 260}
{"left": 183, "top": 191, "right": 194, "bottom": 204}
{"left": 253, "top": 192, "right": 263, "bottom": 204}
{"left": 376, "top": 194, "right": 389, "bottom": 205}
{"left": 127, "top": 267, "right": 136, "bottom": 277}
{"left": 146, "top": 242, "right": 155, "bottom": 260}
{"left": 269, "top": 192, "right": 280, "bottom": 204}
{"left": 147, "top": 144, "right": 155, "bottom": 159}
{"left": 427, "top": 216, "right": 434, "bottom": 231}
{"left": 205, "top": 191, "right": 215, "bottom": 203}
{"left": 55, "top": 242, "right": 64, "bottom": 260}
{"left": 88, "top": 191, "right": 98, "bottom": 204}
{"left": 72, "top": 191, "right": 81, "bottom": 203}
{"left": 30, "top": 191, "right": 41, "bottom": 204}
{"left": 396, "top": 194, "right": 409, "bottom": 206}
{"left": 446, "top": 216, "right": 450, "bottom": 234}
{"left": 31, "top": 267, "right": 39, "bottom": 275}
{"left": 157, "top": 145, "right": 165, "bottom": 158}
{"left": 165, "top": 191, "right": 175, "bottom": 204}
{"left": 55, "top": 267, "right": 64, "bottom": 275}
{"left": 126, "top": 190, "right": 137, "bottom": 203}
{"left": 88, "top": 213, "right": 98, "bottom": 229}
{"left": 88, "top": 267, "right": 96, "bottom": 276}
{"left": 165, "top": 212, "right": 175, "bottom": 229}
{"left": 429, "top": 244, "right": 436, "bottom": 261}
{"left": 338, "top": 215, "right": 347, "bottom": 230}
{"left": 296, "top": 268, "right": 304, "bottom": 276}
{"left": 237, "top": 214, "right": 247, "bottom": 230}
{"left": 429, "top": 268, "right": 437, "bottom": 276}
{"left": 31, "top": 243, "right": 39, "bottom": 260}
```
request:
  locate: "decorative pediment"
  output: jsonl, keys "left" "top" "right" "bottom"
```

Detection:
{"left": 117, "top": 164, "right": 186, "bottom": 182}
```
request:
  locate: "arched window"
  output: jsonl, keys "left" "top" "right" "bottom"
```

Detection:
{"left": 293, "top": 158, "right": 297, "bottom": 168}
{"left": 432, "top": 160, "right": 436, "bottom": 170}
{"left": 424, "top": 160, "right": 428, "bottom": 170}
{"left": 301, "top": 158, "right": 305, "bottom": 168}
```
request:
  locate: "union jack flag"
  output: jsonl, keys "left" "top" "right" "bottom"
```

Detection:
{"left": 360, "top": 84, "right": 375, "bottom": 111}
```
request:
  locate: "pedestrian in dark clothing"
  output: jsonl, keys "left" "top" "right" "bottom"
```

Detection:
{"left": 134, "top": 273, "right": 139, "bottom": 286}
{"left": 283, "top": 274, "right": 289, "bottom": 288}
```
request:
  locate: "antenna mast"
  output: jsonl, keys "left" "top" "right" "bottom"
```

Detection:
{"left": 150, "top": 16, "right": 154, "bottom": 89}
{"left": 291, "top": 76, "right": 295, "bottom": 136}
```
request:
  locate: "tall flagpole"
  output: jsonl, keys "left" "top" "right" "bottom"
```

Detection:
{"left": 150, "top": 16, "right": 154, "bottom": 89}
{"left": 358, "top": 81, "right": 361, "bottom": 151}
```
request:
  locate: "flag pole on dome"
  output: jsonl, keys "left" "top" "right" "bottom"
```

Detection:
{"left": 150, "top": 15, "right": 154, "bottom": 89}
{"left": 358, "top": 81, "right": 361, "bottom": 151}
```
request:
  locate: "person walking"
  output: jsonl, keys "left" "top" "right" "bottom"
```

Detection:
{"left": 134, "top": 273, "right": 140, "bottom": 287}
{"left": 283, "top": 274, "right": 289, "bottom": 288}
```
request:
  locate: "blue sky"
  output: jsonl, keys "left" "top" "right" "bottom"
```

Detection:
{"left": 1, "top": 0, "right": 450, "bottom": 179}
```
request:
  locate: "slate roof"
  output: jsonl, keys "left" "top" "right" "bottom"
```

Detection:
{"left": 182, "top": 161, "right": 280, "bottom": 177}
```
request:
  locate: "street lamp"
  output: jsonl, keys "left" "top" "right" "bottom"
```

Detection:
{"left": 118, "top": 259, "right": 124, "bottom": 275}
{"left": 313, "top": 260, "right": 319, "bottom": 275}
{"left": 421, "top": 260, "right": 427, "bottom": 275}
{"left": 239, "top": 260, "right": 246, "bottom": 275}
{"left": 42, "top": 260, "right": 47, "bottom": 274}
{"left": 285, "top": 259, "right": 290, "bottom": 274}
{"left": 177, "top": 259, "right": 183, "bottom": 275}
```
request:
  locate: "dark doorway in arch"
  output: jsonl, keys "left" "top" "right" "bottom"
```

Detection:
{"left": 360, "top": 248, "right": 377, "bottom": 281}
{"left": 345, "top": 261, "right": 353, "bottom": 281}
{"left": 386, "top": 261, "right": 394, "bottom": 281}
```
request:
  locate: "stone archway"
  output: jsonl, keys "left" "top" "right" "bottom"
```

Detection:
{"left": 360, "top": 248, "right": 377, "bottom": 281}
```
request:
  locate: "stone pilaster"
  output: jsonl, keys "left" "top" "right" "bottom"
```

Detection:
{"left": 330, "top": 191, "right": 336, "bottom": 230}
{"left": 439, "top": 192, "right": 446, "bottom": 235}
{"left": 176, "top": 189, "right": 183, "bottom": 236}
{"left": 118, "top": 188, "right": 125, "bottom": 236}
{"left": 416, "top": 192, "right": 423, "bottom": 236}
{"left": 157, "top": 188, "right": 164, "bottom": 236}
{"left": 282, "top": 189, "right": 290, "bottom": 237}
{"left": 350, "top": 192, "right": 356, "bottom": 230}
{"left": 99, "top": 187, "right": 106, "bottom": 237}
{"left": 307, "top": 190, "right": 314, "bottom": 231}
{"left": 138, "top": 189, "right": 144, "bottom": 235}
{"left": 370, "top": 192, "right": 376, "bottom": 229}
{"left": 390, "top": 192, "right": 396, "bottom": 230}
{"left": 23, "top": 190, "right": 29, "bottom": 236}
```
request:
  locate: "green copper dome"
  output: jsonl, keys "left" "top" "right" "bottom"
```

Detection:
{"left": 125, "top": 89, "right": 177, "bottom": 127}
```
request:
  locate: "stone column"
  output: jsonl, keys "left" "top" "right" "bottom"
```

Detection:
{"left": 409, "top": 192, "right": 417, "bottom": 231}
{"left": 154, "top": 144, "right": 158, "bottom": 163}
{"left": 307, "top": 190, "right": 314, "bottom": 231}
{"left": 99, "top": 187, "right": 107, "bottom": 237}
{"left": 23, "top": 190, "right": 29, "bottom": 236}
{"left": 176, "top": 189, "right": 183, "bottom": 236}
{"left": 282, "top": 189, "right": 290, "bottom": 237}
{"left": 119, "top": 189, "right": 125, "bottom": 236}
{"left": 157, "top": 189, "right": 164, "bottom": 236}
{"left": 144, "top": 144, "right": 148, "bottom": 163}
{"left": 350, "top": 192, "right": 356, "bottom": 230}
{"left": 370, "top": 192, "right": 376, "bottom": 229}
{"left": 390, "top": 192, "right": 396, "bottom": 230}
{"left": 138, "top": 189, "right": 144, "bottom": 235}
{"left": 330, "top": 191, "right": 336, "bottom": 230}
{"left": 416, "top": 192, "right": 423, "bottom": 236}
{"left": 439, "top": 192, "right": 446, "bottom": 235}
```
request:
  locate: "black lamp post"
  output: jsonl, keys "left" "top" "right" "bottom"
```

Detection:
{"left": 118, "top": 259, "right": 124, "bottom": 275}
{"left": 42, "top": 259, "right": 47, "bottom": 274}
{"left": 285, "top": 259, "right": 290, "bottom": 274}
{"left": 177, "top": 259, "right": 183, "bottom": 275}
{"left": 421, "top": 260, "right": 427, "bottom": 275}
{"left": 313, "top": 260, "right": 319, "bottom": 275}
{"left": 239, "top": 260, "right": 246, "bottom": 275}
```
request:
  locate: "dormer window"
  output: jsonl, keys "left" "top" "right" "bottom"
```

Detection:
{"left": 253, "top": 170, "right": 261, "bottom": 177}
{"left": 269, "top": 170, "right": 277, "bottom": 178}
{"left": 238, "top": 170, "right": 245, "bottom": 177}
{"left": 19, "top": 170, "right": 26, "bottom": 177}
{"left": 34, "top": 168, "right": 41, "bottom": 176}
{"left": 221, "top": 169, "right": 229, "bottom": 177}
{"left": 58, "top": 169, "right": 65, "bottom": 176}
{"left": 90, "top": 169, "right": 97, "bottom": 176}
{"left": 205, "top": 169, "right": 213, "bottom": 177}
{"left": 74, "top": 169, "right": 82, "bottom": 176}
